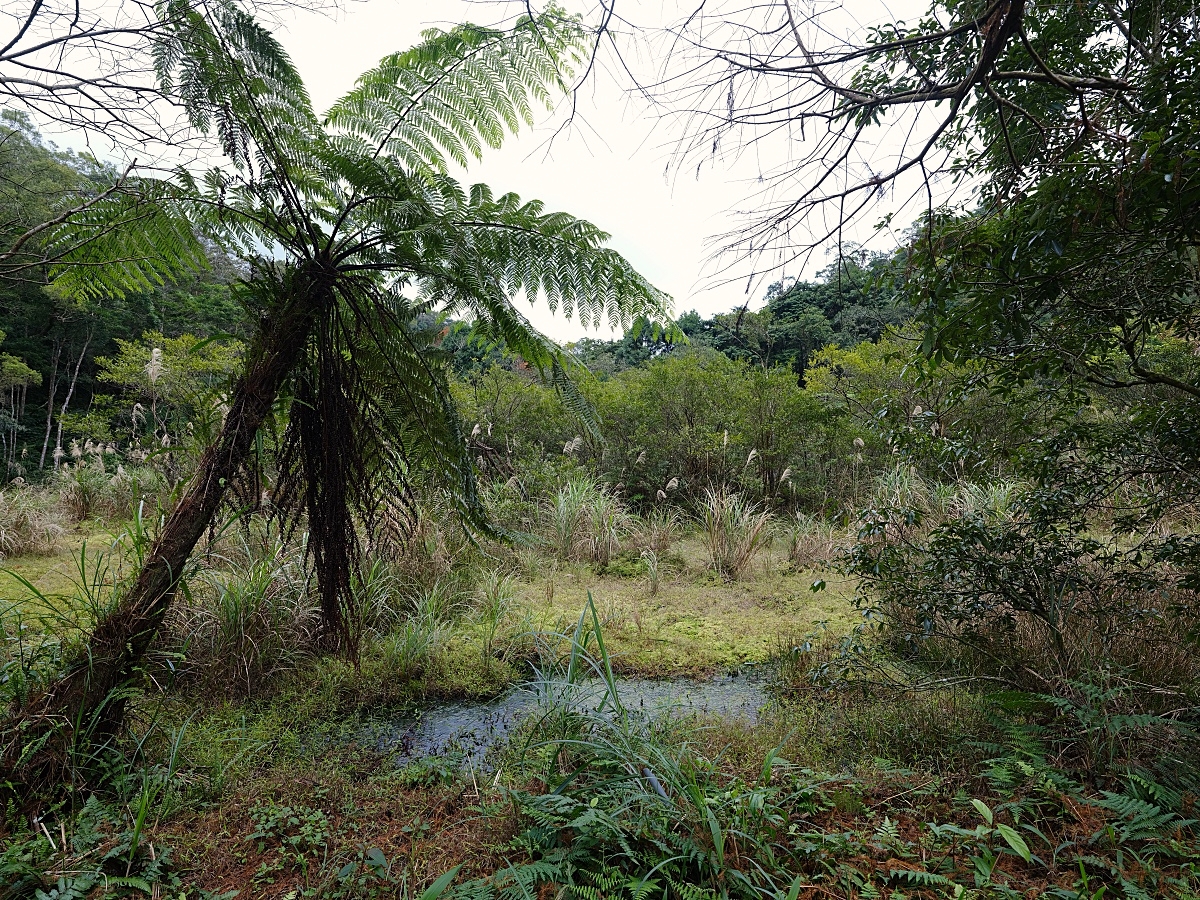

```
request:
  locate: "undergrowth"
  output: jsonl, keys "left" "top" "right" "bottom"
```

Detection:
{"left": 454, "top": 597, "right": 1200, "bottom": 900}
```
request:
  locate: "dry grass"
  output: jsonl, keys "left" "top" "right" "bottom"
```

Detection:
{"left": 633, "top": 506, "right": 682, "bottom": 555}
{"left": 0, "top": 487, "right": 64, "bottom": 559}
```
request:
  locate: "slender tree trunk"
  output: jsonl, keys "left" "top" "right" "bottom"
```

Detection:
{"left": 52, "top": 332, "right": 91, "bottom": 468}
{"left": 39, "top": 340, "right": 61, "bottom": 469}
{"left": 18, "top": 284, "right": 327, "bottom": 768}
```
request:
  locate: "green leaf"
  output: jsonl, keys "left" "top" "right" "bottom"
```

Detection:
{"left": 970, "top": 798, "right": 994, "bottom": 825}
{"left": 995, "top": 823, "right": 1032, "bottom": 863}
{"left": 419, "top": 864, "right": 462, "bottom": 900}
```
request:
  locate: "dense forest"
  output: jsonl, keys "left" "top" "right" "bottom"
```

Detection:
{"left": 1, "top": 1, "right": 1198, "bottom": 898}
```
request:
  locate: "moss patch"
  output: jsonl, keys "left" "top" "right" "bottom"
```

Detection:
{"left": 1, "top": 524, "right": 122, "bottom": 599}
{"left": 504, "top": 539, "right": 856, "bottom": 677}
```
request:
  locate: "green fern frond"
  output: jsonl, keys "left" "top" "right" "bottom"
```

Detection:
{"left": 156, "top": 0, "right": 315, "bottom": 169}
{"left": 45, "top": 178, "right": 208, "bottom": 300}
{"left": 1096, "top": 791, "right": 1193, "bottom": 843}
{"left": 888, "top": 868, "right": 951, "bottom": 887}
{"left": 327, "top": 11, "right": 585, "bottom": 175}
{"left": 405, "top": 174, "right": 671, "bottom": 333}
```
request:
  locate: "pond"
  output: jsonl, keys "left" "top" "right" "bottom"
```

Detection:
{"left": 371, "top": 672, "right": 772, "bottom": 767}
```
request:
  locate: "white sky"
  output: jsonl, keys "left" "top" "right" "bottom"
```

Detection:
{"left": 276, "top": 0, "right": 911, "bottom": 340}
{"left": 27, "top": 0, "right": 932, "bottom": 342}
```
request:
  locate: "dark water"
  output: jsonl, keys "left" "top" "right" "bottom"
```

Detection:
{"left": 372, "top": 674, "right": 771, "bottom": 767}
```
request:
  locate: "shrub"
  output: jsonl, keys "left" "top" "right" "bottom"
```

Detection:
{"left": 849, "top": 483, "right": 1200, "bottom": 743}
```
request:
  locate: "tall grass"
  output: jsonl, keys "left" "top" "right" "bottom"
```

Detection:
{"left": 476, "top": 569, "right": 516, "bottom": 667}
{"left": 546, "top": 476, "right": 594, "bottom": 559}
{"left": 634, "top": 506, "right": 681, "bottom": 554}
{"left": 346, "top": 556, "right": 402, "bottom": 645}
{"left": 378, "top": 494, "right": 478, "bottom": 591}
{"left": 57, "top": 459, "right": 168, "bottom": 523}
{"left": 870, "top": 466, "right": 1026, "bottom": 525}
{"left": 0, "top": 487, "right": 64, "bottom": 558}
{"left": 580, "top": 489, "right": 630, "bottom": 567}
{"left": 641, "top": 549, "right": 662, "bottom": 596}
{"left": 374, "top": 614, "right": 451, "bottom": 685}
{"left": 168, "top": 535, "right": 317, "bottom": 697}
{"left": 783, "top": 512, "right": 839, "bottom": 569}
{"left": 701, "top": 488, "right": 772, "bottom": 580}
{"left": 546, "top": 477, "right": 632, "bottom": 566}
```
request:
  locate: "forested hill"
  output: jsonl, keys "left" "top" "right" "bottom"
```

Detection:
{"left": 0, "top": 109, "right": 907, "bottom": 482}
{"left": 443, "top": 252, "right": 910, "bottom": 381}
{"left": 0, "top": 113, "right": 250, "bottom": 472}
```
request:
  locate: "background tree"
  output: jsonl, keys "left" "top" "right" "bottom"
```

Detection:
{"left": 648, "top": 0, "right": 1200, "bottom": 702}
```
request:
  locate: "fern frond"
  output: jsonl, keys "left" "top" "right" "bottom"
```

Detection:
{"left": 405, "top": 174, "right": 671, "bottom": 333}
{"left": 327, "top": 11, "right": 585, "bottom": 175}
{"left": 45, "top": 177, "right": 208, "bottom": 300}
{"left": 156, "top": 0, "right": 316, "bottom": 170}
{"left": 1096, "top": 791, "right": 1193, "bottom": 843}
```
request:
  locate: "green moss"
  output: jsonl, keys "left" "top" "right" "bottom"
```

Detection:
{"left": 495, "top": 538, "right": 856, "bottom": 677}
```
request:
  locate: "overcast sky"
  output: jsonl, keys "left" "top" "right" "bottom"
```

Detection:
{"left": 30, "top": 0, "right": 927, "bottom": 342}
{"left": 276, "top": 0, "right": 913, "bottom": 341}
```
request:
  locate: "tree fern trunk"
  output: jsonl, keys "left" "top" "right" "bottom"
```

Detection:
{"left": 10, "top": 284, "right": 326, "bottom": 785}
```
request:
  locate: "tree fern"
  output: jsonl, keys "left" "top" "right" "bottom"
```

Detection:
{"left": 33, "top": 0, "right": 671, "bottom": 678}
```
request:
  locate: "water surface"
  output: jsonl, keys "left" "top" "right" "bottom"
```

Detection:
{"left": 374, "top": 673, "right": 771, "bottom": 766}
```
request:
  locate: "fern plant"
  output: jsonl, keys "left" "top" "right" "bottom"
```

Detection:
{"left": 12, "top": 0, "right": 672, "bottom": 791}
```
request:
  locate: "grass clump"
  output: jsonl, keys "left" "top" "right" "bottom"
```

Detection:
{"left": 546, "top": 476, "right": 633, "bottom": 567}
{"left": 167, "top": 532, "right": 317, "bottom": 698}
{"left": 701, "top": 487, "right": 772, "bottom": 580}
{"left": 0, "top": 486, "right": 63, "bottom": 559}
{"left": 783, "top": 511, "right": 840, "bottom": 569}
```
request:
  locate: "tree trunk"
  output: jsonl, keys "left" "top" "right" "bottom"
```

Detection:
{"left": 38, "top": 340, "right": 61, "bottom": 469}
{"left": 11, "top": 284, "right": 326, "bottom": 784}
{"left": 52, "top": 332, "right": 91, "bottom": 469}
